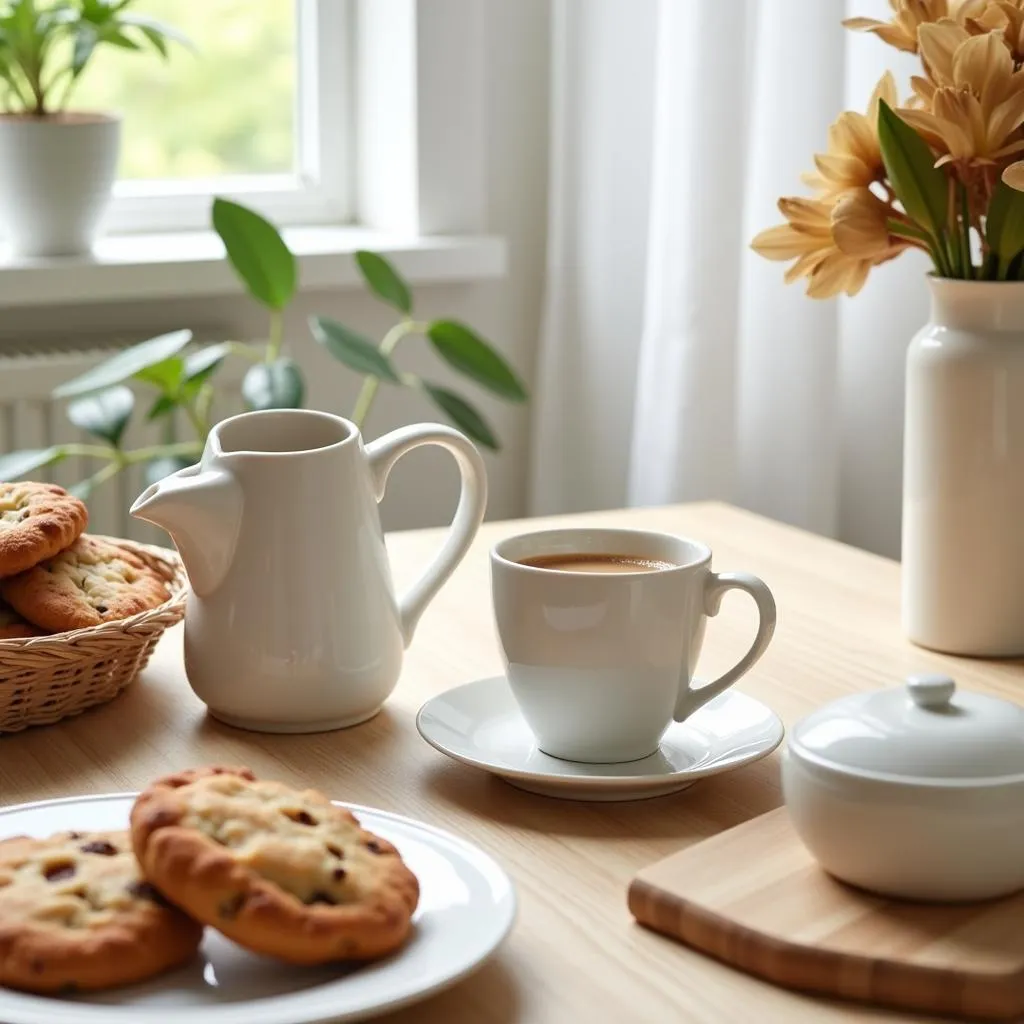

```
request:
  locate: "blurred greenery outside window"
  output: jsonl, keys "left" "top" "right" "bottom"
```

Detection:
{"left": 72, "top": 0, "right": 349, "bottom": 231}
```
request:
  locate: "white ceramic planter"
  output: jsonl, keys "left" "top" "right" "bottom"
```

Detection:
{"left": 903, "top": 279, "right": 1024, "bottom": 655}
{"left": 0, "top": 113, "right": 120, "bottom": 258}
{"left": 782, "top": 674, "right": 1024, "bottom": 902}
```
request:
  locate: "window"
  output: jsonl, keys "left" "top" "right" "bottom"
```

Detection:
{"left": 80, "top": 0, "right": 350, "bottom": 234}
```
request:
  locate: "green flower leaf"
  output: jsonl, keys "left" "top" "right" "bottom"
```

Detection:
{"left": 213, "top": 198, "right": 296, "bottom": 310}
{"left": 426, "top": 320, "right": 527, "bottom": 401}
{"left": 66, "top": 385, "right": 135, "bottom": 448}
{"left": 877, "top": 99, "right": 947, "bottom": 239}
{"left": 0, "top": 447, "right": 65, "bottom": 481}
{"left": 420, "top": 383, "right": 498, "bottom": 450}
{"left": 986, "top": 180, "right": 1024, "bottom": 262}
{"left": 242, "top": 358, "right": 305, "bottom": 410}
{"left": 309, "top": 316, "right": 400, "bottom": 382}
{"left": 146, "top": 394, "right": 177, "bottom": 421}
{"left": 355, "top": 251, "right": 411, "bottom": 314}
{"left": 183, "top": 342, "right": 231, "bottom": 384}
{"left": 53, "top": 330, "right": 192, "bottom": 398}
{"left": 134, "top": 355, "right": 184, "bottom": 393}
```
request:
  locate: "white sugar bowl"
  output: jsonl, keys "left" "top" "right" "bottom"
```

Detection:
{"left": 782, "top": 674, "right": 1024, "bottom": 902}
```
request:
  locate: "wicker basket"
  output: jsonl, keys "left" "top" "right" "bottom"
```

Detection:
{"left": 0, "top": 537, "right": 187, "bottom": 732}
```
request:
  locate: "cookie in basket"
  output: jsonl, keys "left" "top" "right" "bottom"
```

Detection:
{"left": 0, "top": 482, "right": 87, "bottom": 579}
{"left": 0, "top": 829, "right": 203, "bottom": 993}
{"left": 1, "top": 534, "right": 170, "bottom": 632}
{"left": 131, "top": 766, "right": 420, "bottom": 965}
{"left": 0, "top": 599, "right": 43, "bottom": 640}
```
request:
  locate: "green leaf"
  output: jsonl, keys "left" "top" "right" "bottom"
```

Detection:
{"left": 117, "top": 12, "right": 192, "bottom": 50}
{"left": 137, "top": 24, "right": 166, "bottom": 56}
{"left": 986, "top": 180, "right": 1024, "bottom": 262}
{"left": 0, "top": 447, "right": 65, "bottom": 480}
{"left": 146, "top": 394, "right": 176, "bottom": 421}
{"left": 309, "top": 316, "right": 400, "bottom": 382}
{"left": 134, "top": 354, "right": 183, "bottom": 392}
{"left": 66, "top": 385, "right": 134, "bottom": 447}
{"left": 53, "top": 330, "right": 192, "bottom": 398}
{"left": 877, "top": 99, "right": 947, "bottom": 238}
{"left": 242, "top": 358, "right": 305, "bottom": 410}
{"left": 355, "top": 251, "right": 411, "bottom": 314}
{"left": 71, "top": 22, "right": 97, "bottom": 75}
{"left": 144, "top": 455, "right": 192, "bottom": 489}
{"left": 212, "top": 198, "right": 296, "bottom": 310}
{"left": 183, "top": 342, "right": 230, "bottom": 384}
{"left": 420, "top": 383, "right": 498, "bottom": 450}
{"left": 98, "top": 25, "right": 140, "bottom": 50}
{"left": 426, "top": 320, "right": 527, "bottom": 401}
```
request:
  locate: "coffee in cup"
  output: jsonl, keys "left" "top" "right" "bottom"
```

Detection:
{"left": 491, "top": 528, "right": 776, "bottom": 763}
{"left": 516, "top": 552, "right": 676, "bottom": 573}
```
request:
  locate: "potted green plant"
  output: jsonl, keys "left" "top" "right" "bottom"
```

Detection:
{"left": 0, "top": 198, "right": 527, "bottom": 498}
{"left": 0, "top": 0, "right": 186, "bottom": 256}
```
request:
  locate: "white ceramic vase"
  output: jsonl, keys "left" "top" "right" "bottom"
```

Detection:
{"left": 903, "top": 278, "right": 1024, "bottom": 655}
{"left": 0, "top": 113, "right": 120, "bottom": 258}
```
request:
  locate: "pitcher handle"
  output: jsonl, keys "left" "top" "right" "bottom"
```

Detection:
{"left": 673, "top": 572, "right": 777, "bottom": 722}
{"left": 366, "top": 423, "right": 488, "bottom": 645}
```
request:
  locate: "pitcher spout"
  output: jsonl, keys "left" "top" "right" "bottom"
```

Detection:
{"left": 131, "top": 465, "right": 243, "bottom": 597}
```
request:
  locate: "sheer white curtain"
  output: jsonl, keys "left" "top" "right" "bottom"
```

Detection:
{"left": 529, "top": 0, "right": 929, "bottom": 557}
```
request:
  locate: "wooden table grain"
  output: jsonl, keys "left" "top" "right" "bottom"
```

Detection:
{"left": 2, "top": 502, "right": 1017, "bottom": 1023}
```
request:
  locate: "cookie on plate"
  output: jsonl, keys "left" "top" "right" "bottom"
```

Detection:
{"left": 0, "top": 482, "right": 87, "bottom": 579}
{"left": 0, "top": 829, "right": 203, "bottom": 993}
{"left": 1, "top": 535, "right": 169, "bottom": 633}
{"left": 0, "top": 599, "right": 43, "bottom": 640}
{"left": 131, "top": 766, "right": 420, "bottom": 965}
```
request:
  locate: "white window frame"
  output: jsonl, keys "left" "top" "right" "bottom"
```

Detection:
{"left": 103, "top": 0, "right": 351, "bottom": 235}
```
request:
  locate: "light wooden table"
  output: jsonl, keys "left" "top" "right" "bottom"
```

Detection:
{"left": 3, "top": 502, "right": 1018, "bottom": 1023}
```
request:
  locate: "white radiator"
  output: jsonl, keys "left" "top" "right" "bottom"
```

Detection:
{"left": 0, "top": 345, "right": 245, "bottom": 544}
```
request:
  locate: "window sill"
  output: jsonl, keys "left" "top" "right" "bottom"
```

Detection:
{"left": 0, "top": 227, "right": 507, "bottom": 309}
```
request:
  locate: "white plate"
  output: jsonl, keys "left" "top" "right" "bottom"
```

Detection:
{"left": 0, "top": 794, "right": 516, "bottom": 1024}
{"left": 417, "top": 677, "right": 785, "bottom": 801}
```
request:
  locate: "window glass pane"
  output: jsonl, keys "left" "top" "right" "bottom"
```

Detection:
{"left": 70, "top": 0, "right": 296, "bottom": 180}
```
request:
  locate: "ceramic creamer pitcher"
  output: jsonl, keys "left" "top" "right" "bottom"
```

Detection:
{"left": 131, "top": 409, "right": 487, "bottom": 733}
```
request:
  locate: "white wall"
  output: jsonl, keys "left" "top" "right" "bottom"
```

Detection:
{"left": 0, "top": 1, "right": 551, "bottom": 534}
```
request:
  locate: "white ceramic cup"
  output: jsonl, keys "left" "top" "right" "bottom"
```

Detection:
{"left": 490, "top": 528, "right": 777, "bottom": 763}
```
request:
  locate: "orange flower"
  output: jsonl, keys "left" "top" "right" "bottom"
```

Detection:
{"left": 964, "top": 0, "right": 1024, "bottom": 61}
{"left": 900, "top": 29, "right": 1024, "bottom": 165}
{"left": 752, "top": 196, "right": 901, "bottom": 298}
{"left": 832, "top": 188, "right": 896, "bottom": 257}
{"left": 845, "top": 0, "right": 986, "bottom": 52}
{"left": 802, "top": 74, "right": 897, "bottom": 195}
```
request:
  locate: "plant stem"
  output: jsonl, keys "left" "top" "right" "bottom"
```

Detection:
{"left": 60, "top": 440, "right": 203, "bottom": 464}
{"left": 959, "top": 183, "right": 973, "bottom": 279}
{"left": 266, "top": 310, "right": 284, "bottom": 363}
{"left": 226, "top": 340, "right": 264, "bottom": 362}
{"left": 54, "top": 69, "right": 78, "bottom": 112}
{"left": 121, "top": 440, "right": 203, "bottom": 464}
{"left": 182, "top": 399, "right": 208, "bottom": 440}
{"left": 351, "top": 319, "right": 426, "bottom": 429}
{"left": 77, "top": 459, "right": 123, "bottom": 493}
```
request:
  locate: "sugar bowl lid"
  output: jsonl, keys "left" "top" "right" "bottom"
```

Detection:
{"left": 789, "top": 674, "right": 1024, "bottom": 783}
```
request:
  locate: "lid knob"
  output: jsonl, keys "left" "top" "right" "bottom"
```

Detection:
{"left": 906, "top": 673, "right": 956, "bottom": 710}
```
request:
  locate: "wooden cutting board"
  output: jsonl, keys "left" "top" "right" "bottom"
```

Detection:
{"left": 628, "top": 807, "right": 1024, "bottom": 1021}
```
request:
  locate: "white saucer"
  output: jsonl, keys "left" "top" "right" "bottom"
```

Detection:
{"left": 416, "top": 677, "right": 785, "bottom": 802}
{"left": 0, "top": 793, "right": 516, "bottom": 1024}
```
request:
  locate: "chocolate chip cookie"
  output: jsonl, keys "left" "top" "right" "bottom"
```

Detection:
{"left": 0, "top": 482, "right": 87, "bottom": 579}
{"left": 0, "top": 830, "right": 203, "bottom": 993}
{"left": 0, "top": 599, "right": 42, "bottom": 640}
{"left": 1, "top": 534, "right": 169, "bottom": 632}
{"left": 131, "top": 767, "right": 420, "bottom": 965}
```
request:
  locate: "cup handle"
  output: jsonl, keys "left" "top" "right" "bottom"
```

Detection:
{"left": 673, "top": 571, "right": 777, "bottom": 722}
{"left": 365, "top": 423, "right": 488, "bottom": 646}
